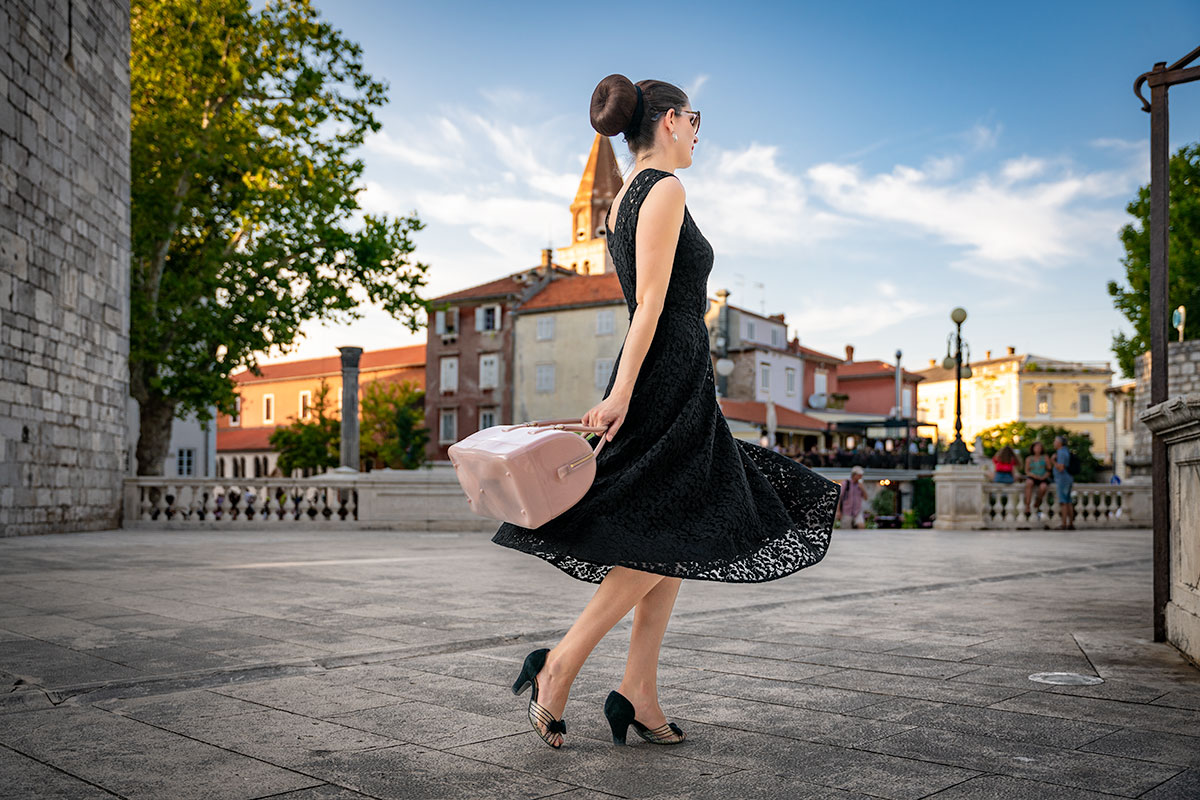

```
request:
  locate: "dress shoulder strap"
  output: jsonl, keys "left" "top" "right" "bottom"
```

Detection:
{"left": 606, "top": 168, "right": 679, "bottom": 236}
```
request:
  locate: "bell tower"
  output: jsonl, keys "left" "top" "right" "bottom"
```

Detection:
{"left": 557, "top": 134, "right": 623, "bottom": 274}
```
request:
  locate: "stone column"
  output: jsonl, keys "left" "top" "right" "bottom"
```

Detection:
{"left": 1140, "top": 394, "right": 1200, "bottom": 666}
{"left": 338, "top": 347, "right": 363, "bottom": 471}
{"left": 932, "top": 463, "right": 987, "bottom": 530}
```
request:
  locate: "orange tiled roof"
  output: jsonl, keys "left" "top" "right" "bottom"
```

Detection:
{"left": 429, "top": 266, "right": 576, "bottom": 303}
{"left": 232, "top": 345, "right": 425, "bottom": 384}
{"left": 718, "top": 398, "right": 828, "bottom": 431}
{"left": 517, "top": 273, "right": 625, "bottom": 312}
{"left": 791, "top": 343, "right": 844, "bottom": 363}
{"left": 217, "top": 426, "right": 278, "bottom": 452}
{"left": 838, "top": 360, "right": 925, "bottom": 382}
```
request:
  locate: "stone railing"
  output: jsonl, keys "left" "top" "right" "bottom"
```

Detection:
{"left": 933, "top": 463, "right": 1150, "bottom": 530}
{"left": 122, "top": 466, "right": 496, "bottom": 531}
{"left": 982, "top": 481, "right": 1151, "bottom": 529}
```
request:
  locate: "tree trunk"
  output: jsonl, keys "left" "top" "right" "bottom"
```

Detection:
{"left": 135, "top": 392, "right": 177, "bottom": 476}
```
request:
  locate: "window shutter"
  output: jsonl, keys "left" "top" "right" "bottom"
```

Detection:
{"left": 494, "top": 304, "right": 503, "bottom": 331}
{"left": 475, "top": 307, "right": 484, "bottom": 331}
{"left": 435, "top": 310, "right": 445, "bottom": 334}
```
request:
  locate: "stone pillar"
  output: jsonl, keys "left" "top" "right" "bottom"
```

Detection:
{"left": 1141, "top": 394, "right": 1200, "bottom": 667}
{"left": 338, "top": 347, "right": 363, "bottom": 471}
{"left": 932, "top": 463, "right": 987, "bottom": 530}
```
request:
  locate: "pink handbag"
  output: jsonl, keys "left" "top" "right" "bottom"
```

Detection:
{"left": 447, "top": 418, "right": 610, "bottom": 528}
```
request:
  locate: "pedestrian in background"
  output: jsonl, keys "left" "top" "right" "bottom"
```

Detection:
{"left": 1052, "top": 435, "right": 1076, "bottom": 530}
{"left": 1023, "top": 441, "right": 1051, "bottom": 518}
{"left": 991, "top": 446, "right": 1021, "bottom": 484}
{"left": 837, "top": 465, "right": 869, "bottom": 529}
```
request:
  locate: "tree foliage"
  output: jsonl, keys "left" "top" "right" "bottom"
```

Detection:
{"left": 268, "top": 380, "right": 340, "bottom": 476}
{"left": 976, "top": 421, "right": 1101, "bottom": 483}
{"left": 130, "top": 0, "right": 429, "bottom": 474}
{"left": 1108, "top": 142, "right": 1200, "bottom": 378}
{"left": 360, "top": 380, "right": 429, "bottom": 470}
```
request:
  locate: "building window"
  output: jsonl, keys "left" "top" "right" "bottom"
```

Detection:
{"left": 479, "top": 353, "right": 499, "bottom": 389}
{"left": 937, "top": 400, "right": 946, "bottom": 420}
{"left": 985, "top": 397, "right": 998, "bottom": 418}
{"left": 1123, "top": 397, "right": 1134, "bottom": 431}
{"left": 434, "top": 307, "right": 459, "bottom": 336}
{"left": 596, "top": 309, "right": 615, "bottom": 335}
{"left": 1079, "top": 390, "right": 1092, "bottom": 416}
{"left": 439, "top": 408, "right": 457, "bottom": 443}
{"left": 902, "top": 387, "right": 913, "bottom": 417}
{"left": 479, "top": 407, "right": 496, "bottom": 429}
{"left": 786, "top": 367, "right": 796, "bottom": 395}
{"left": 476, "top": 304, "right": 502, "bottom": 332}
{"left": 263, "top": 394, "right": 274, "bottom": 424}
{"left": 177, "top": 448, "right": 195, "bottom": 477}
{"left": 440, "top": 356, "right": 458, "bottom": 393}
{"left": 814, "top": 369, "right": 828, "bottom": 397}
{"left": 760, "top": 362, "right": 770, "bottom": 390}
{"left": 595, "top": 358, "right": 614, "bottom": 389}
{"left": 536, "top": 316, "right": 555, "bottom": 340}
{"left": 1036, "top": 389, "right": 1050, "bottom": 416}
{"left": 298, "top": 390, "right": 312, "bottom": 421}
{"left": 536, "top": 363, "right": 555, "bottom": 393}
{"left": 747, "top": 321, "right": 756, "bottom": 341}
{"left": 230, "top": 396, "right": 241, "bottom": 427}
{"left": 771, "top": 328, "right": 782, "bottom": 347}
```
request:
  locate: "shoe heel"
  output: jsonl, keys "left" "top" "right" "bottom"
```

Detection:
{"left": 603, "top": 690, "right": 634, "bottom": 746}
{"left": 512, "top": 648, "right": 548, "bottom": 696}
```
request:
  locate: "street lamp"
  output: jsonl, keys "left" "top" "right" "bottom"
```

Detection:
{"left": 942, "top": 307, "right": 972, "bottom": 464}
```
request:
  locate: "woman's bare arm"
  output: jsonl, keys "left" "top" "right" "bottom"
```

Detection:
{"left": 605, "top": 176, "right": 686, "bottom": 402}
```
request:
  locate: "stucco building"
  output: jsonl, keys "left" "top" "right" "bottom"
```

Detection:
{"left": 915, "top": 349, "right": 1113, "bottom": 457}
{"left": 218, "top": 345, "right": 425, "bottom": 477}
{"left": 511, "top": 272, "right": 630, "bottom": 423}
{"left": 556, "top": 134, "right": 622, "bottom": 275}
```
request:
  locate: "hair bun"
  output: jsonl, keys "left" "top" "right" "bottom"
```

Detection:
{"left": 590, "top": 74, "right": 638, "bottom": 137}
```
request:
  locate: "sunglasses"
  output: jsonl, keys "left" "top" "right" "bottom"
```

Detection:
{"left": 653, "top": 108, "right": 701, "bottom": 134}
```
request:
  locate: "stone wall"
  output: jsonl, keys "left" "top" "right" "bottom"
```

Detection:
{"left": 1, "top": 1, "right": 131, "bottom": 535}
{"left": 1131, "top": 340, "right": 1200, "bottom": 476}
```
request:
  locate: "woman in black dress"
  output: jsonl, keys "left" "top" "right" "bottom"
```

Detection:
{"left": 493, "top": 74, "right": 840, "bottom": 749}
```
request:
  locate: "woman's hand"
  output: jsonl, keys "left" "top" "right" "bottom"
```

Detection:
{"left": 583, "top": 390, "right": 630, "bottom": 442}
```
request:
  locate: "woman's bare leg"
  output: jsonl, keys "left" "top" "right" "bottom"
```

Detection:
{"left": 617, "top": 575, "right": 683, "bottom": 728}
{"left": 1023, "top": 479, "right": 1034, "bottom": 515}
{"left": 532, "top": 566, "right": 665, "bottom": 744}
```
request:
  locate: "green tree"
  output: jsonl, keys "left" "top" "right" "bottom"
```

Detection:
{"left": 360, "top": 380, "right": 429, "bottom": 470}
{"left": 130, "top": 0, "right": 429, "bottom": 474}
{"left": 976, "top": 422, "right": 1101, "bottom": 483}
{"left": 1108, "top": 142, "right": 1200, "bottom": 378}
{"left": 268, "top": 380, "right": 340, "bottom": 476}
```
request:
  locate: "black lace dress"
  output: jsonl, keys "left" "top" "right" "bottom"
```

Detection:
{"left": 492, "top": 167, "right": 839, "bottom": 584}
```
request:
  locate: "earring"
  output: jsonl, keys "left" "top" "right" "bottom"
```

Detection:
{"left": 672, "top": 133, "right": 678, "bottom": 143}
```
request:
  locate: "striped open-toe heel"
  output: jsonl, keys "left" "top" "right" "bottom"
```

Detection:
{"left": 511, "top": 648, "right": 566, "bottom": 749}
{"left": 603, "top": 689, "right": 686, "bottom": 745}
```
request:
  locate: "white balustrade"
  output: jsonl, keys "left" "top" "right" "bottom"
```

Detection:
{"left": 981, "top": 482, "right": 1149, "bottom": 529}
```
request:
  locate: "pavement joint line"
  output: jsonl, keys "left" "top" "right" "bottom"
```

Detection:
{"left": 663, "top": 557, "right": 1154, "bottom": 624}
{"left": 0, "top": 557, "right": 1155, "bottom": 713}
{"left": 0, "top": 740, "right": 126, "bottom": 798}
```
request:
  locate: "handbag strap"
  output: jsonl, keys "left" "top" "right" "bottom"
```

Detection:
{"left": 514, "top": 419, "right": 611, "bottom": 477}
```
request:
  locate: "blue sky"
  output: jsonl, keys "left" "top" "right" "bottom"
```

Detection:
{"left": 279, "top": 0, "right": 1200, "bottom": 377}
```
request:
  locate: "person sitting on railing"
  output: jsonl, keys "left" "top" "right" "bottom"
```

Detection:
{"left": 992, "top": 446, "right": 1021, "bottom": 485}
{"left": 1023, "top": 441, "right": 1051, "bottom": 518}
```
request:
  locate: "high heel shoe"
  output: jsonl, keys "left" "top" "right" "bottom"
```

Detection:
{"left": 511, "top": 648, "right": 566, "bottom": 748}
{"left": 603, "top": 689, "right": 686, "bottom": 745}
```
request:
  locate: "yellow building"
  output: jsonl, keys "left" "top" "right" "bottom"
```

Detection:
{"left": 915, "top": 348, "right": 1113, "bottom": 458}
{"left": 217, "top": 345, "right": 425, "bottom": 477}
{"left": 556, "top": 134, "right": 623, "bottom": 275}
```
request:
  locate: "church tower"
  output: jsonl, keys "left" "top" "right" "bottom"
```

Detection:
{"left": 556, "top": 134, "right": 624, "bottom": 275}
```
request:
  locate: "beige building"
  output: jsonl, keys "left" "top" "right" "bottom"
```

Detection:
{"left": 915, "top": 349, "right": 1113, "bottom": 458}
{"left": 510, "top": 273, "right": 630, "bottom": 422}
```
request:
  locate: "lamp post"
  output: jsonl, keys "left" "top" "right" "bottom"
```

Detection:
{"left": 943, "top": 307, "right": 972, "bottom": 465}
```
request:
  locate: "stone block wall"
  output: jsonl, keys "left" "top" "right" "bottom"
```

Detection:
{"left": 1131, "top": 340, "right": 1200, "bottom": 476}
{"left": 1, "top": 1, "right": 131, "bottom": 535}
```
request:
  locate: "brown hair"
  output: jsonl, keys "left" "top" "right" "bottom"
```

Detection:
{"left": 590, "top": 74, "right": 689, "bottom": 155}
{"left": 996, "top": 445, "right": 1017, "bottom": 464}
{"left": 1030, "top": 441, "right": 1045, "bottom": 455}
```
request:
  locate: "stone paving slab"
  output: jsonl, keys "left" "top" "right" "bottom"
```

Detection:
{"left": 0, "top": 526, "right": 1196, "bottom": 799}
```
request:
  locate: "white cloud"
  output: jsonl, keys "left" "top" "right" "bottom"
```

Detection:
{"left": 364, "top": 128, "right": 462, "bottom": 172}
{"left": 687, "top": 74, "right": 710, "bottom": 99}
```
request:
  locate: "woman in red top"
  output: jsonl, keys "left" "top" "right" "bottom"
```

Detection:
{"left": 992, "top": 445, "right": 1021, "bottom": 484}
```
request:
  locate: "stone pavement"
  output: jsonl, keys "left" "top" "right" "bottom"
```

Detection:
{"left": 0, "top": 526, "right": 1197, "bottom": 800}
